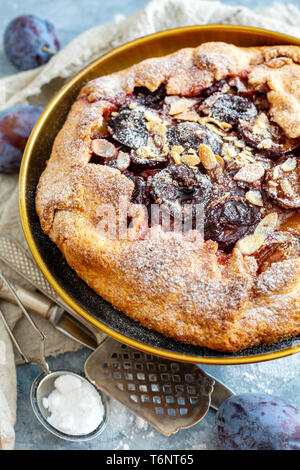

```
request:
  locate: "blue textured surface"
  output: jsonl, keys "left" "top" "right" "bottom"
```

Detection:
{"left": 1, "top": 0, "right": 300, "bottom": 450}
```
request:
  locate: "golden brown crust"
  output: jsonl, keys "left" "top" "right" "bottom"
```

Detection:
{"left": 36, "top": 42, "right": 300, "bottom": 352}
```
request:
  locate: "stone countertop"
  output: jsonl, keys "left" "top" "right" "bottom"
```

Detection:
{"left": 1, "top": 0, "right": 300, "bottom": 451}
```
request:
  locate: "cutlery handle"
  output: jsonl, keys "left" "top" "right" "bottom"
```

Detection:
{"left": 0, "top": 278, "right": 54, "bottom": 318}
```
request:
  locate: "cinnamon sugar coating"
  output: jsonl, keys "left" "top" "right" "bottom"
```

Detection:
{"left": 36, "top": 42, "right": 300, "bottom": 352}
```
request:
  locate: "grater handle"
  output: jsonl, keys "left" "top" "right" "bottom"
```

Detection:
{"left": 0, "top": 278, "right": 54, "bottom": 318}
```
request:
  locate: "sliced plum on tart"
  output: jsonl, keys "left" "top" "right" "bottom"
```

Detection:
{"left": 87, "top": 76, "right": 300, "bottom": 259}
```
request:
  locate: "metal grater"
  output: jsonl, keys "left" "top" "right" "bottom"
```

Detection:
{"left": 85, "top": 336, "right": 215, "bottom": 436}
{"left": 0, "top": 236, "right": 60, "bottom": 300}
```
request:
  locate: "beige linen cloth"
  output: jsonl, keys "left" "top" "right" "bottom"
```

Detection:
{"left": 1, "top": 0, "right": 300, "bottom": 450}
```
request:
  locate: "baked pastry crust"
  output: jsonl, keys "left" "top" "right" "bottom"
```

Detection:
{"left": 36, "top": 42, "right": 300, "bottom": 352}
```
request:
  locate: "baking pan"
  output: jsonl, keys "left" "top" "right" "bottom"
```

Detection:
{"left": 19, "top": 25, "right": 300, "bottom": 364}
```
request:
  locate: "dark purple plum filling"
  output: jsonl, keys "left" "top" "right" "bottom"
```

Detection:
{"left": 89, "top": 80, "right": 298, "bottom": 252}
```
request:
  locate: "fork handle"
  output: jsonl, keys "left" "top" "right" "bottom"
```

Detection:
{"left": 0, "top": 278, "right": 54, "bottom": 318}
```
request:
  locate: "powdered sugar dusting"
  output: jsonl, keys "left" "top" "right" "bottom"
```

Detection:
{"left": 256, "top": 259, "right": 300, "bottom": 294}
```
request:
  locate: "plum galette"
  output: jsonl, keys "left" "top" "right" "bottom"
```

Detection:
{"left": 36, "top": 42, "right": 300, "bottom": 352}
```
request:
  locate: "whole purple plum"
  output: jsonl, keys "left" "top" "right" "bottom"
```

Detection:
{"left": 216, "top": 393, "right": 300, "bottom": 450}
{"left": 4, "top": 15, "right": 60, "bottom": 71}
{"left": 0, "top": 105, "right": 43, "bottom": 173}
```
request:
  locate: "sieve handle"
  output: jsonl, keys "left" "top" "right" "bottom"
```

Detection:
{"left": 0, "top": 278, "right": 54, "bottom": 318}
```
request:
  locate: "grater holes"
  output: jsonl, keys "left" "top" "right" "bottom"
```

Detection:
{"left": 149, "top": 374, "right": 157, "bottom": 382}
{"left": 133, "top": 353, "right": 141, "bottom": 359}
{"left": 153, "top": 396, "right": 161, "bottom": 404}
{"left": 165, "top": 396, "right": 174, "bottom": 404}
{"left": 137, "top": 372, "right": 145, "bottom": 381}
{"left": 112, "top": 362, "right": 120, "bottom": 370}
{"left": 102, "top": 363, "right": 108, "bottom": 369}
{"left": 187, "top": 386, "right": 196, "bottom": 395}
{"left": 161, "top": 373, "right": 170, "bottom": 381}
{"left": 146, "top": 354, "right": 153, "bottom": 360}
{"left": 127, "top": 383, "right": 136, "bottom": 391}
{"left": 175, "top": 385, "right": 184, "bottom": 393}
{"left": 130, "top": 394, "right": 138, "bottom": 403}
{"left": 158, "top": 364, "right": 168, "bottom": 372}
{"left": 163, "top": 385, "right": 171, "bottom": 393}
{"left": 155, "top": 407, "right": 164, "bottom": 415}
{"left": 123, "top": 353, "right": 129, "bottom": 359}
{"left": 172, "top": 374, "right": 181, "bottom": 383}
{"left": 113, "top": 372, "right": 121, "bottom": 379}
{"left": 117, "top": 383, "right": 124, "bottom": 391}
{"left": 180, "top": 408, "right": 188, "bottom": 416}
{"left": 123, "top": 362, "right": 132, "bottom": 369}
{"left": 189, "top": 397, "right": 198, "bottom": 405}
{"left": 177, "top": 397, "right": 185, "bottom": 405}
{"left": 185, "top": 374, "right": 195, "bottom": 383}
{"left": 104, "top": 372, "right": 111, "bottom": 379}
{"left": 171, "top": 363, "right": 180, "bottom": 372}
{"left": 139, "top": 385, "right": 147, "bottom": 392}
{"left": 147, "top": 363, "right": 155, "bottom": 371}
{"left": 141, "top": 395, "right": 150, "bottom": 403}
{"left": 135, "top": 363, "right": 143, "bottom": 370}
{"left": 111, "top": 353, "right": 118, "bottom": 358}
{"left": 125, "top": 373, "right": 133, "bottom": 381}
{"left": 167, "top": 409, "right": 176, "bottom": 417}
{"left": 151, "top": 384, "right": 159, "bottom": 392}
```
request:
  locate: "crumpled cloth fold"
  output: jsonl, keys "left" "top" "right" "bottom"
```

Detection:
{"left": 0, "top": 0, "right": 300, "bottom": 450}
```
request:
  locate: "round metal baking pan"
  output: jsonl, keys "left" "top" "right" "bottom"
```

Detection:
{"left": 19, "top": 25, "right": 300, "bottom": 364}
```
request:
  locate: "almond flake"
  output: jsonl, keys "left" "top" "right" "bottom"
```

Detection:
{"left": 236, "top": 234, "right": 265, "bottom": 255}
{"left": 215, "top": 155, "right": 224, "bottom": 167}
{"left": 252, "top": 113, "right": 268, "bottom": 135}
{"left": 254, "top": 213, "right": 278, "bottom": 236}
{"left": 129, "top": 102, "right": 137, "bottom": 109}
{"left": 116, "top": 151, "right": 130, "bottom": 171}
{"left": 171, "top": 145, "right": 184, "bottom": 155}
{"left": 146, "top": 119, "right": 167, "bottom": 137}
{"left": 257, "top": 138, "right": 272, "bottom": 149}
{"left": 136, "top": 146, "right": 158, "bottom": 160}
{"left": 169, "top": 98, "right": 196, "bottom": 116}
{"left": 281, "top": 179, "right": 295, "bottom": 197}
{"left": 233, "top": 164, "right": 265, "bottom": 183}
{"left": 224, "top": 144, "right": 237, "bottom": 159}
{"left": 245, "top": 190, "right": 263, "bottom": 207}
{"left": 181, "top": 153, "right": 200, "bottom": 167}
{"left": 273, "top": 165, "right": 282, "bottom": 179}
{"left": 206, "top": 117, "right": 232, "bottom": 130}
{"left": 170, "top": 145, "right": 184, "bottom": 164}
{"left": 187, "top": 148, "right": 197, "bottom": 155}
{"left": 176, "top": 110, "right": 199, "bottom": 122}
{"left": 92, "top": 139, "right": 116, "bottom": 157}
{"left": 198, "top": 144, "right": 217, "bottom": 170}
{"left": 234, "top": 139, "right": 246, "bottom": 149}
{"left": 205, "top": 123, "right": 227, "bottom": 137}
{"left": 281, "top": 158, "right": 297, "bottom": 172}
{"left": 144, "top": 110, "right": 160, "bottom": 122}
{"left": 172, "top": 154, "right": 181, "bottom": 164}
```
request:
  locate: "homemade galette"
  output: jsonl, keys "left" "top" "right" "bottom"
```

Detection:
{"left": 36, "top": 42, "right": 300, "bottom": 352}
